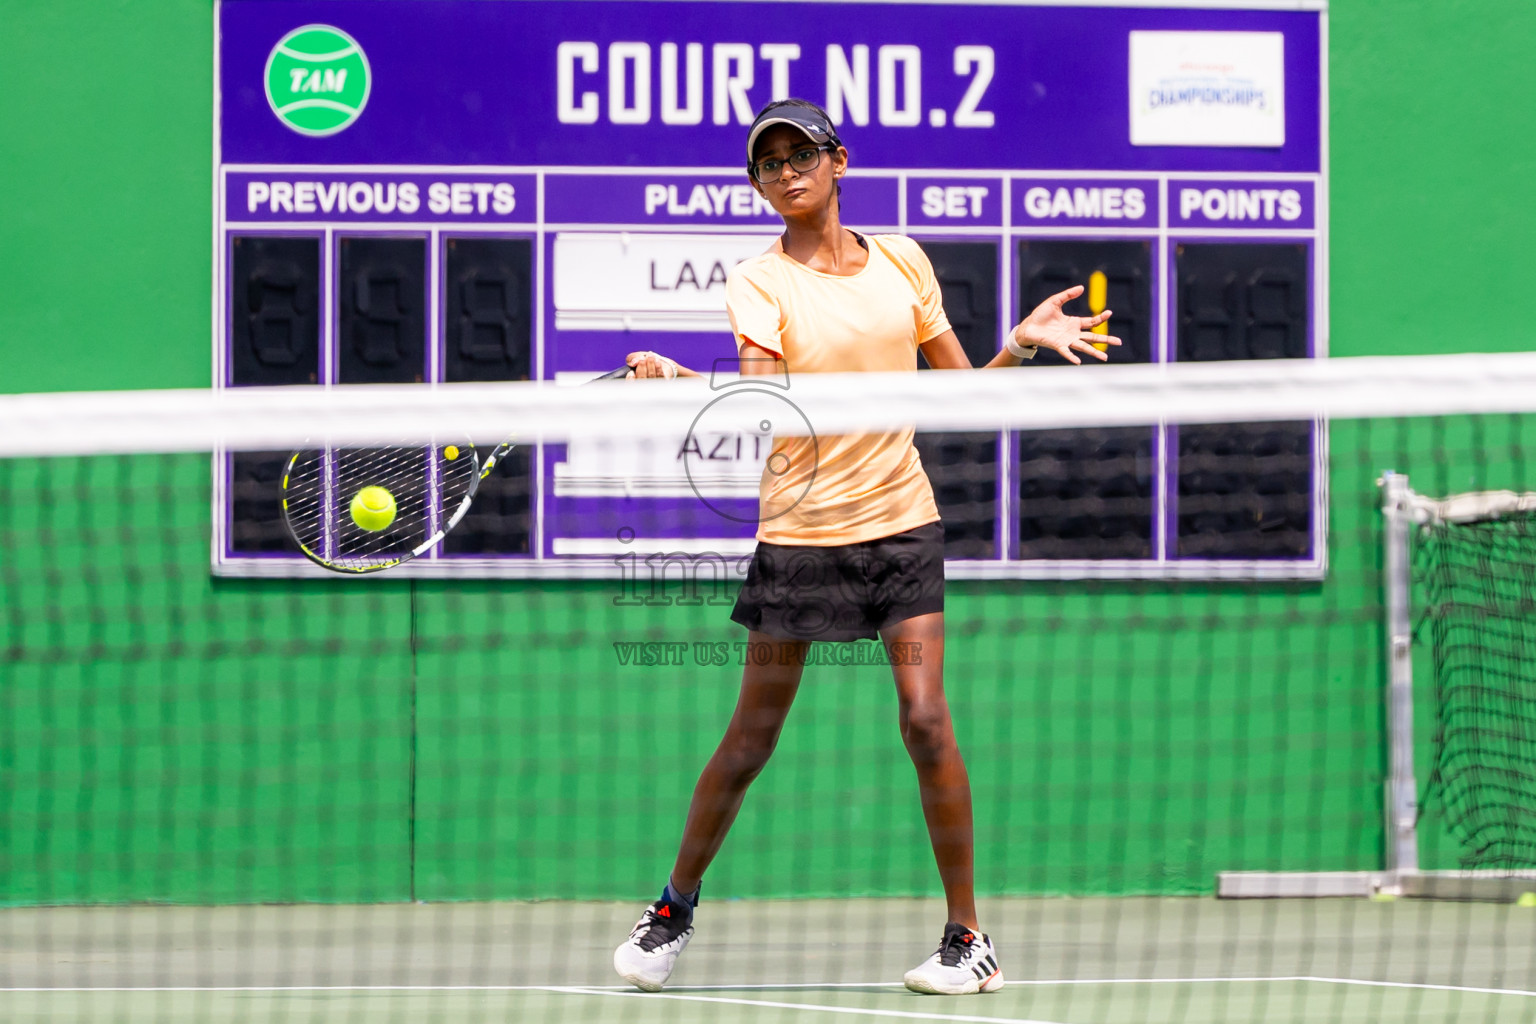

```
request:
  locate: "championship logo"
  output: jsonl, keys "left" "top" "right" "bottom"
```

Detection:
{"left": 264, "top": 25, "right": 371, "bottom": 137}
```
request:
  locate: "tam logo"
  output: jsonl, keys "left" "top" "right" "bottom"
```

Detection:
{"left": 289, "top": 67, "right": 350, "bottom": 95}
{"left": 264, "top": 25, "right": 372, "bottom": 137}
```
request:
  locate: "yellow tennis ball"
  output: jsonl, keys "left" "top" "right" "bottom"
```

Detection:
{"left": 1517, "top": 892, "right": 1536, "bottom": 908}
{"left": 444, "top": 445, "right": 460, "bottom": 461}
{"left": 350, "top": 485, "right": 397, "bottom": 532}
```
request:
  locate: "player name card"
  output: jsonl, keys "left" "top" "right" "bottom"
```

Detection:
{"left": 1169, "top": 179, "right": 1314, "bottom": 229}
{"left": 552, "top": 232, "right": 775, "bottom": 331}
{"left": 1015, "top": 178, "right": 1160, "bottom": 228}
{"left": 226, "top": 172, "right": 537, "bottom": 222}
{"left": 556, "top": 430, "right": 768, "bottom": 498}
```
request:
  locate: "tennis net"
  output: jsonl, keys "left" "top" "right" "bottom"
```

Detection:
{"left": 2, "top": 354, "right": 1536, "bottom": 1023}
{"left": 1417, "top": 489, "right": 1536, "bottom": 871}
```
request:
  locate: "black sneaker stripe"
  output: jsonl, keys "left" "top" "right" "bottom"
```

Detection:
{"left": 984, "top": 955, "right": 997, "bottom": 971}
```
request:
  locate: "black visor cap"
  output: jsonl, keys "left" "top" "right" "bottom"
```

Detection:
{"left": 746, "top": 109, "right": 840, "bottom": 168}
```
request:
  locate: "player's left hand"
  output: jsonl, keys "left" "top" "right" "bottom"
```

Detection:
{"left": 1013, "top": 285, "right": 1121, "bottom": 365}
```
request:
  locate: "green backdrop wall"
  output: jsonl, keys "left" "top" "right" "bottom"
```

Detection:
{"left": 2, "top": 1, "right": 1534, "bottom": 906}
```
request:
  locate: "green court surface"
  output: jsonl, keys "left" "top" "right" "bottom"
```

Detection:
{"left": 3, "top": 897, "right": 1533, "bottom": 1023}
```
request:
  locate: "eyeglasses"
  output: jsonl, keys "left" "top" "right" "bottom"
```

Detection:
{"left": 751, "top": 145, "right": 833, "bottom": 184}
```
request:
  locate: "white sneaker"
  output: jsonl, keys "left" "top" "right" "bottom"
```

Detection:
{"left": 613, "top": 899, "right": 695, "bottom": 992}
{"left": 903, "top": 922, "right": 1004, "bottom": 995}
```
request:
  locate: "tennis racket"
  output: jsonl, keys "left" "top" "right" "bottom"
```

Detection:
{"left": 282, "top": 366, "right": 632, "bottom": 574}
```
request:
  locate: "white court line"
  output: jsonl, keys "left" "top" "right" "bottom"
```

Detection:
{"left": 1303, "top": 976, "right": 1536, "bottom": 999}
{"left": 550, "top": 986, "right": 1070, "bottom": 1024}
{"left": 929, "top": 976, "right": 1536, "bottom": 998}
{"left": 5, "top": 975, "right": 1534, "bottom": 998}
{"left": 0, "top": 984, "right": 894, "bottom": 993}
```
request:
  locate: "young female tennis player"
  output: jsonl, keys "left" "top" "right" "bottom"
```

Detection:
{"left": 614, "top": 99, "right": 1118, "bottom": 996}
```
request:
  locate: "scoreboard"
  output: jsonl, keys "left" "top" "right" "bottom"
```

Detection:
{"left": 214, "top": 0, "right": 1327, "bottom": 579}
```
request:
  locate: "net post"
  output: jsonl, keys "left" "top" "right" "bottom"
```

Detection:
{"left": 1379, "top": 470, "right": 1420, "bottom": 891}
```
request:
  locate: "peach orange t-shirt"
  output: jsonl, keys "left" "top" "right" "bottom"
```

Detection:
{"left": 724, "top": 232, "right": 946, "bottom": 546}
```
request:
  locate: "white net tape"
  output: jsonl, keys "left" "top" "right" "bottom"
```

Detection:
{"left": 4, "top": 352, "right": 1536, "bottom": 457}
{"left": 1411, "top": 490, "right": 1536, "bottom": 525}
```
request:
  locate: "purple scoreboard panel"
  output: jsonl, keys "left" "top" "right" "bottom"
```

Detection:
{"left": 213, "top": 0, "right": 1328, "bottom": 580}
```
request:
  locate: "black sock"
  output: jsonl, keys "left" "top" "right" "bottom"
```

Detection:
{"left": 661, "top": 879, "right": 700, "bottom": 920}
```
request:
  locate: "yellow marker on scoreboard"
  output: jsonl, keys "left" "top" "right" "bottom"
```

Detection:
{"left": 1087, "top": 271, "right": 1109, "bottom": 351}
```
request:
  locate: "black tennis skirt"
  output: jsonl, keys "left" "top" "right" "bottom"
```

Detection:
{"left": 730, "top": 521, "right": 945, "bottom": 642}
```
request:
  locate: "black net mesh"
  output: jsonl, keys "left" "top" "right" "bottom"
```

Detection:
{"left": 1421, "top": 510, "right": 1536, "bottom": 869}
{"left": 1, "top": 411, "right": 1535, "bottom": 1022}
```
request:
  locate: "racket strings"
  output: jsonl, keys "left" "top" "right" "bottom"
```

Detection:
{"left": 283, "top": 443, "right": 479, "bottom": 571}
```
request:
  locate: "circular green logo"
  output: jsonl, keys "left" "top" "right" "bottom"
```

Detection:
{"left": 264, "top": 25, "right": 371, "bottom": 137}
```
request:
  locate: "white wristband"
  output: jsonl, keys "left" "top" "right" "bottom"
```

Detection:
{"left": 1004, "top": 334, "right": 1039, "bottom": 361}
{"left": 643, "top": 351, "right": 679, "bottom": 378}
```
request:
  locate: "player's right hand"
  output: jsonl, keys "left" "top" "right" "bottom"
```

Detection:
{"left": 625, "top": 351, "right": 690, "bottom": 379}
